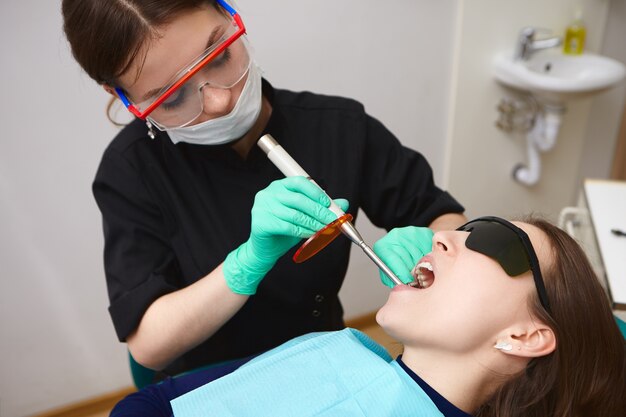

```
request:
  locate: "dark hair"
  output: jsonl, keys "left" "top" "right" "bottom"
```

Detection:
{"left": 477, "top": 218, "right": 626, "bottom": 417}
{"left": 62, "top": 0, "right": 218, "bottom": 86}
{"left": 62, "top": 0, "right": 220, "bottom": 123}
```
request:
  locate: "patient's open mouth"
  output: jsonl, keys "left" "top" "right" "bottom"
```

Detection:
{"left": 409, "top": 261, "right": 434, "bottom": 289}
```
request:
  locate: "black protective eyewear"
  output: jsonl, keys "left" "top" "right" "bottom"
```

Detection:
{"left": 456, "top": 216, "right": 551, "bottom": 314}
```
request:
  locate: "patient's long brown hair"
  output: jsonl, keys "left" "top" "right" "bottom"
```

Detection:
{"left": 477, "top": 218, "right": 626, "bottom": 417}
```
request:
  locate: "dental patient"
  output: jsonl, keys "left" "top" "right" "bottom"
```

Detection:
{"left": 112, "top": 216, "right": 625, "bottom": 417}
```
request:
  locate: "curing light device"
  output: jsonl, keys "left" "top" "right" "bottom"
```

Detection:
{"left": 257, "top": 134, "right": 404, "bottom": 286}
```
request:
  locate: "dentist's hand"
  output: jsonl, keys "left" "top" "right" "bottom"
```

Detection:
{"left": 373, "top": 226, "right": 434, "bottom": 287}
{"left": 223, "top": 177, "right": 349, "bottom": 295}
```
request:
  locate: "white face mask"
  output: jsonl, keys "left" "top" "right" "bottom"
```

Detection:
{"left": 164, "top": 62, "right": 263, "bottom": 146}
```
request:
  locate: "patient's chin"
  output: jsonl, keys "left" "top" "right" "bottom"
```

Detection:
{"left": 375, "top": 307, "right": 396, "bottom": 332}
{"left": 376, "top": 297, "right": 405, "bottom": 327}
{"left": 375, "top": 308, "right": 387, "bottom": 327}
{"left": 375, "top": 307, "right": 400, "bottom": 339}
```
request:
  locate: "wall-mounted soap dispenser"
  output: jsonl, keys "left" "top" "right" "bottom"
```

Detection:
{"left": 563, "top": 9, "right": 586, "bottom": 55}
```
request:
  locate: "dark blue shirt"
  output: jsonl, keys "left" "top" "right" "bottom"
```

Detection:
{"left": 397, "top": 356, "right": 473, "bottom": 417}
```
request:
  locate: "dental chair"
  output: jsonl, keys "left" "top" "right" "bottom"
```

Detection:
{"left": 129, "top": 351, "right": 258, "bottom": 389}
{"left": 129, "top": 352, "right": 156, "bottom": 389}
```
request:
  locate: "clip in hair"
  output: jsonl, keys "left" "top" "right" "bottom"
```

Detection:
{"left": 146, "top": 120, "right": 156, "bottom": 139}
{"left": 494, "top": 342, "right": 513, "bottom": 352}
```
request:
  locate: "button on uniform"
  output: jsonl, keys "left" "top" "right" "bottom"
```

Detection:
{"left": 312, "top": 295, "right": 324, "bottom": 317}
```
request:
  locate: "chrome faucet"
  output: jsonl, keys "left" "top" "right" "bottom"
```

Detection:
{"left": 514, "top": 27, "right": 562, "bottom": 61}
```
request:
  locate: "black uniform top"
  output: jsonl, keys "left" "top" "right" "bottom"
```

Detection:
{"left": 93, "top": 80, "right": 464, "bottom": 376}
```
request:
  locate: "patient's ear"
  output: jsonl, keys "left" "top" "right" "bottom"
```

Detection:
{"left": 496, "top": 322, "right": 556, "bottom": 358}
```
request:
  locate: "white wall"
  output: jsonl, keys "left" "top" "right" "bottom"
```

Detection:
{"left": 446, "top": 0, "right": 624, "bottom": 221}
{"left": 1, "top": 2, "right": 130, "bottom": 417}
{"left": 0, "top": 1, "right": 457, "bottom": 415}
{"left": 578, "top": 0, "right": 626, "bottom": 182}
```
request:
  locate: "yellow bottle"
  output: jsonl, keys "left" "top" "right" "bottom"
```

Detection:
{"left": 563, "top": 10, "right": 586, "bottom": 55}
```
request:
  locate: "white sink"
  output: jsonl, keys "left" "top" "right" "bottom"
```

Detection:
{"left": 494, "top": 50, "right": 625, "bottom": 104}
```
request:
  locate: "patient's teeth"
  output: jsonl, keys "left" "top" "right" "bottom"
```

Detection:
{"left": 409, "top": 261, "right": 434, "bottom": 289}
{"left": 416, "top": 261, "right": 433, "bottom": 271}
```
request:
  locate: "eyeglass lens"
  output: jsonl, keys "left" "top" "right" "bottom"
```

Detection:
{"left": 459, "top": 221, "right": 532, "bottom": 277}
{"left": 138, "top": 19, "right": 250, "bottom": 128}
{"left": 461, "top": 218, "right": 552, "bottom": 313}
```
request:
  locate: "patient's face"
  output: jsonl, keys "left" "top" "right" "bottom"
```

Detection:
{"left": 376, "top": 222, "right": 551, "bottom": 354}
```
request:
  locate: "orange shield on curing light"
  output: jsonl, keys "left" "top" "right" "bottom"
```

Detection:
{"left": 293, "top": 214, "right": 353, "bottom": 263}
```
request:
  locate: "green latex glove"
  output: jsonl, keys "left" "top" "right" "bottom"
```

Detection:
{"left": 224, "top": 176, "right": 349, "bottom": 295}
{"left": 372, "top": 226, "right": 434, "bottom": 287}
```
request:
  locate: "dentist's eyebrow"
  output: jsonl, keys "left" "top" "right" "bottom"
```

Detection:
{"left": 140, "top": 26, "right": 223, "bottom": 101}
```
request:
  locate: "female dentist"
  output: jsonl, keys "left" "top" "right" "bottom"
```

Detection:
{"left": 61, "top": 0, "right": 466, "bottom": 379}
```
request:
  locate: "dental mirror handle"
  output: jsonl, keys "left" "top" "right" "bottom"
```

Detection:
{"left": 257, "top": 134, "right": 404, "bottom": 287}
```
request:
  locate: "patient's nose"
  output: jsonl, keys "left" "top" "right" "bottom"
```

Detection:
{"left": 432, "top": 231, "right": 458, "bottom": 254}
